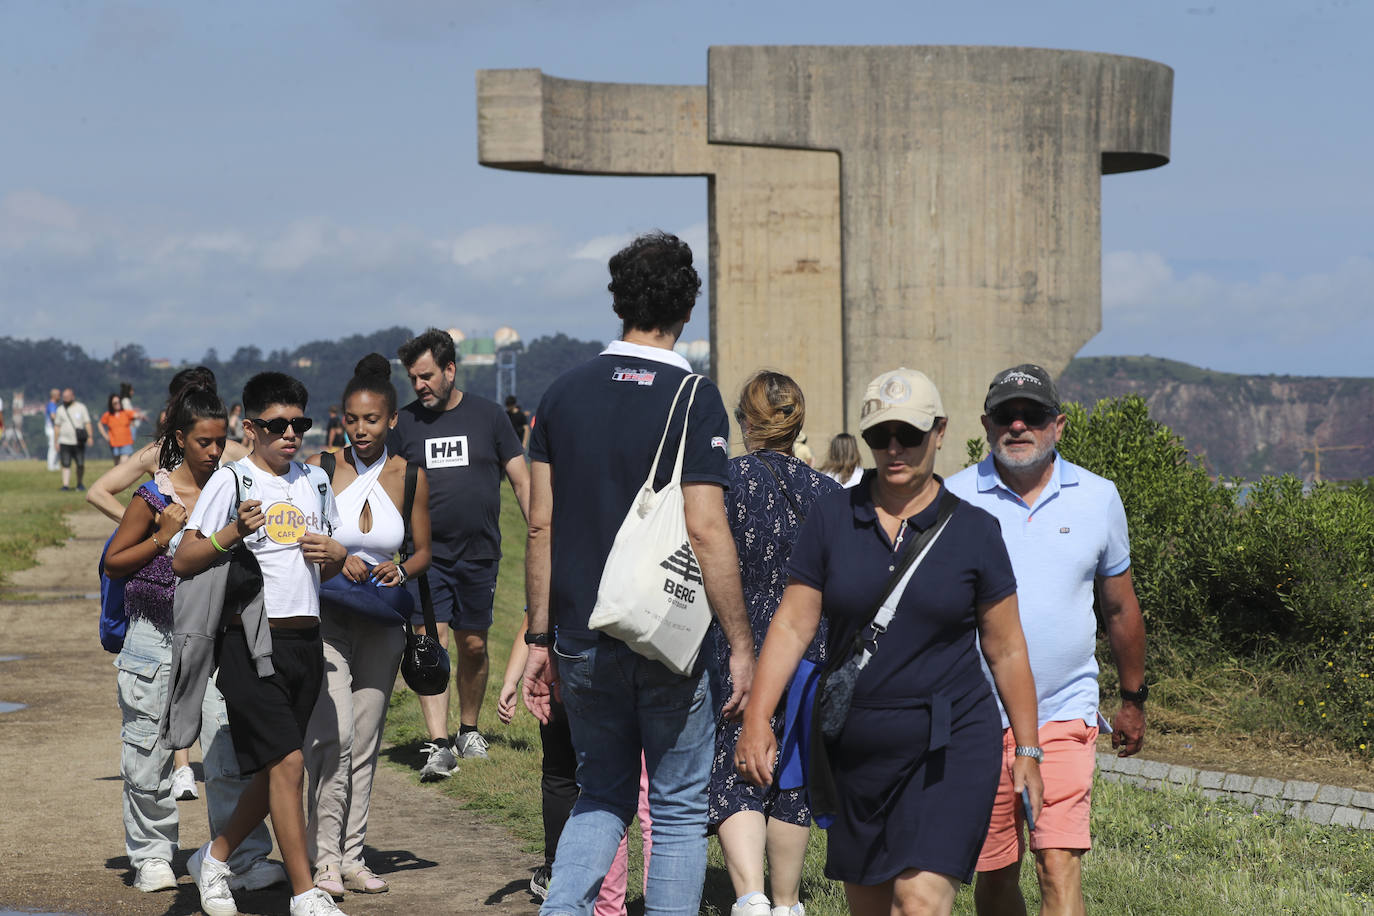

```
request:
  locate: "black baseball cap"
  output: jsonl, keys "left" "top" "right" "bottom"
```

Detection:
{"left": 984, "top": 364, "right": 1060, "bottom": 412}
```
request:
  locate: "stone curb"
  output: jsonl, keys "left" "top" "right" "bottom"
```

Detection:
{"left": 1096, "top": 752, "right": 1374, "bottom": 831}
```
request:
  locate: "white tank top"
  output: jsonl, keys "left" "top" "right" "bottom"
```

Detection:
{"left": 333, "top": 449, "right": 405, "bottom": 566}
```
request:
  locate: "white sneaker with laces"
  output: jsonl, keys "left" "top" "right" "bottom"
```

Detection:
{"left": 290, "top": 887, "right": 349, "bottom": 916}
{"left": 455, "top": 730, "right": 489, "bottom": 759}
{"left": 189, "top": 843, "right": 238, "bottom": 916}
{"left": 133, "top": 858, "right": 177, "bottom": 892}
{"left": 772, "top": 904, "right": 805, "bottom": 916}
{"left": 227, "top": 858, "right": 287, "bottom": 893}
{"left": 731, "top": 892, "right": 773, "bottom": 916}
{"left": 171, "top": 765, "right": 198, "bottom": 801}
{"left": 419, "top": 741, "right": 458, "bottom": 781}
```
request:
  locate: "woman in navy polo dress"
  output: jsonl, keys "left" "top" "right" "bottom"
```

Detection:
{"left": 736, "top": 369, "right": 1044, "bottom": 916}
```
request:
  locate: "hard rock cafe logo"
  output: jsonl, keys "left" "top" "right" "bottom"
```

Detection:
{"left": 262, "top": 500, "right": 308, "bottom": 545}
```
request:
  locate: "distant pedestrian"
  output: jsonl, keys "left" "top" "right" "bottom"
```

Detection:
{"left": 54, "top": 387, "right": 93, "bottom": 490}
{"left": 390, "top": 328, "right": 530, "bottom": 778}
{"left": 947, "top": 364, "right": 1147, "bottom": 916}
{"left": 505, "top": 396, "right": 529, "bottom": 448}
{"left": 45, "top": 388, "right": 61, "bottom": 471}
{"left": 818, "top": 432, "right": 863, "bottom": 488}
{"left": 227, "top": 403, "right": 245, "bottom": 443}
{"left": 100, "top": 393, "right": 139, "bottom": 465}
{"left": 325, "top": 406, "right": 344, "bottom": 449}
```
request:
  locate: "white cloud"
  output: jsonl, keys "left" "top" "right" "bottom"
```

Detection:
{"left": 449, "top": 224, "right": 555, "bottom": 266}
{"left": 1090, "top": 250, "right": 1374, "bottom": 374}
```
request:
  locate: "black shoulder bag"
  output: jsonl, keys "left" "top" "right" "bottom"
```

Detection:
{"left": 396, "top": 462, "right": 450, "bottom": 696}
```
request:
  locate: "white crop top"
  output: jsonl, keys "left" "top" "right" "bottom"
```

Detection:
{"left": 334, "top": 449, "right": 405, "bottom": 566}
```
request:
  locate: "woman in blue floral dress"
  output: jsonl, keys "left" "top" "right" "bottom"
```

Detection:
{"left": 709, "top": 371, "right": 841, "bottom": 916}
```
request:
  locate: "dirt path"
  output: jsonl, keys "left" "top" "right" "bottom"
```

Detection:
{"left": 0, "top": 508, "right": 539, "bottom": 916}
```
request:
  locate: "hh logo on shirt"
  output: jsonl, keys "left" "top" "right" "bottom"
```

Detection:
{"left": 426, "top": 435, "right": 469, "bottom": 469}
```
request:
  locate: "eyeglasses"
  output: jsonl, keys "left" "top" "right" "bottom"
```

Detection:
{"left": 861, "top": 424, "right": 927, "bottom": 450}
{"left": 988, "top": 404, "right": 1057, "bottom": 428}
{"left": 249, "top": 416, "right": 314, "bottom": 436}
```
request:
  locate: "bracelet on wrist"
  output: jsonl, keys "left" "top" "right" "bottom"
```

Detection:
{"left": 524, "top": 631, "right": 552, "bottom": 647}
{"left": 209, "top": 531, "right": 229, "bottom": 553}
{"left": 150, "top": 532, "right": 166, "bottom": 552}
{"left": 1014, "top": 745, "right": 1044, "bottom": 763}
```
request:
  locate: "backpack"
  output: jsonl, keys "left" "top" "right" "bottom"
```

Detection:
{"left": 224, "top": 460, "right": 333, "bottom": 535}
{"left": 98, "top": 531, "right": 129, "bottom": 653}
{"left": 98, "top": 481, "right": 166, "bottom": 653}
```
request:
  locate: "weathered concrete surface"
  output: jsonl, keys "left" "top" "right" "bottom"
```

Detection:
{"left": 478, "top": 69, "right": 846, "bottom": 450}
{"left": 708, "top": 46, "right": 1172, "bottom": 470}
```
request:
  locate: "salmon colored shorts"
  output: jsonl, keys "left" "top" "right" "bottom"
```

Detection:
{"left": 975, "top": 719, "right": 1098, "bottom": 872}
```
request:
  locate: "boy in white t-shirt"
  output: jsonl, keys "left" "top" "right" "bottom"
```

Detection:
{"left": 174, "top": 372, "right": 349, "bottom": 916}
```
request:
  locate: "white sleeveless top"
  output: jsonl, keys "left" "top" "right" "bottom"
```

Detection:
{"left": 334, "top": 448, "right": 405, "bottom": 566}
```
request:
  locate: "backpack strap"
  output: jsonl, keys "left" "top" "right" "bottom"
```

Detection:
{"left": 301, "top": 462, "right": 333, "bottom": 536}
{"left": 320, "top": 450, "right": 336, "bottom": 482}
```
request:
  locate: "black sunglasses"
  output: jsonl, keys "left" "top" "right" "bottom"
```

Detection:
{"left": 249, "top": 416, "right": 314, "bottom": 436}
{"left": 861, "top": 424, "right": 928, "bottom": 450}
{"left": 988, "top": 404, "right": 1057, "bottom": 428}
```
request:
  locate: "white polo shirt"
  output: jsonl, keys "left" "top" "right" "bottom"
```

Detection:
{"left": 947, "top": 453, "right": 1131, "bottom": 728}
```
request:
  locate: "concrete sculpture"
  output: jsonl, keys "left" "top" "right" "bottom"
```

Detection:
{"left": 478, "top": 47, "right": 1172, "bottom": 470}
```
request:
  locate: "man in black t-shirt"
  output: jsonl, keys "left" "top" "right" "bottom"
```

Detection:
{"left": 520, "top": 232, "right": 755, "bottom": 915}
{"left": 391, "top": 329, "right": 530, "bottom": 778}
{"left": 504, "top": 396, "right": 528, "bottom": 448}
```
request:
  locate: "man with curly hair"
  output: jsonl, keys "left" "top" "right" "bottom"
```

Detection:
{"left": 520, "top": 231, "right": 756, "bottom": 916}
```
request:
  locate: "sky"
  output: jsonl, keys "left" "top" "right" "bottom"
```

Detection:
{"left": 1, "top": 0, "right": 1370, "bottom": 377}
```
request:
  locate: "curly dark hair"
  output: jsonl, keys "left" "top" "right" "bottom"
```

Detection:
{"left": 608, "top": 231, "right": 702, "bottom": 334}
{"left": 398, "top": 328, "right": 457, "bottom": 371}
{"left": 342, "top": 353, "right": 398, "bottom": 415}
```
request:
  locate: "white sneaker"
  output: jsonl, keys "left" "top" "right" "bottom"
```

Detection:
{"left": 772, "top": 905, "right": 805, "bottom": 916}
{"left": 419, "top": 741, "right": 458, "bottom": 781}
{"left": 227, "top": 858, "right": 287, "bottom": 892}
{"left": 133, "top": 858, "right": 177, "bottom": 892}
{"left": 731, "top": 892, "right": 772, "bottom": 916}
{"left": 189, "top": 843, "right": 238, "bottom": 916}
{"left": 172, "top": 765, "right": 198, "bottom": 801}
{"left": 290, "top": 887, "right": 349, "bottom": 916}
{"left": 455, "top": 730, "right": 489, "bottom": 759}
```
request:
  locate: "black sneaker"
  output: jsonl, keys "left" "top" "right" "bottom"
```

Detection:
{"left": 530, "top": 864, "right": 551, "bottom": 901}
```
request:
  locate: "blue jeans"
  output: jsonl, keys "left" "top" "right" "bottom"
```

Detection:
{"left": 541, "top": 635, "right": 714, "bottom": 916}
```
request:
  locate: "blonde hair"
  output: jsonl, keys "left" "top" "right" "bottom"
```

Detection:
{"left": 735, "top": 370, "right": 806, "bottom": 453}
{"left": 818, "top": 432, "right": 861, "bottom": 480}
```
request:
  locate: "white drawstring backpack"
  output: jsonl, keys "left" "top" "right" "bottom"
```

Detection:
{"left": 588, "top": 374, "right": 713, "bottom": 675}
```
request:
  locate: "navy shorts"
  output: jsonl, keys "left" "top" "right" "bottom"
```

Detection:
{"left": 410, "top": 556, "right": 498, "bottom": 631}
{"left": 215, "top": 625, "right": 323, "bottom": 775}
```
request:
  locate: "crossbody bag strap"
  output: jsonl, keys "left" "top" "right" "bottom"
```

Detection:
{"left": 400, "top": 460, "right": 417, "bottom": 561}
{"left": 849, "top": 490, "right": 961, "bottom": 670}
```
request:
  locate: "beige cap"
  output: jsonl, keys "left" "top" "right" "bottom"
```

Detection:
{"left": 858, "top": 368, "right": 944, "bottom": 432}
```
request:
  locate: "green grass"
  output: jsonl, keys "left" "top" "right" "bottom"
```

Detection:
{"left": 380, "top": 486, "right": 1374, "bottom": 913}
{"left": 0, "top": 459, "right": 85, "bottom": 587}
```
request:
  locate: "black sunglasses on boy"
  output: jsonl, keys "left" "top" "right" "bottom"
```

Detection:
{"left": 249, "top": 416, "right": 314, "bottom": 436}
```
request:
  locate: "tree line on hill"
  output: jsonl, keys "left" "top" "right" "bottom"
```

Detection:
{"left": 0, "top": 329, "right": 606, "bottom": 449}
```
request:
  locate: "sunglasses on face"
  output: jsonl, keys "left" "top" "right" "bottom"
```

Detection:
{"left": 988, "top": 404, "right": 1057, "bottom": 428}
{"left": 861, "top": 424, "right": 928, "bottom": 450}
{"left": 249, "top": 416, "right": 314, "bottom": 436}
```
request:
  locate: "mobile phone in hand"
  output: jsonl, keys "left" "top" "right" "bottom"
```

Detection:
{"left": 1021, "top": 787, "right": 1036, "bottom": 832}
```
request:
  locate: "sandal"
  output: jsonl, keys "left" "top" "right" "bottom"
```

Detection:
{"left": 314, "top": 864, "right": 345, "bottom": 899}
{"left": 342, "top": 865, "right": 389, "bottom": 894}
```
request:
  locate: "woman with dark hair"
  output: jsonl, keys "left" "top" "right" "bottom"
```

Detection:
{"left": 712, "top": 371, "right": 840, "bottom": 916}
{"left": 304, "top": 354, "right": 432, "bottom": 898}
{"left": 104, "top": 380, "right": 280, "bottom": 895}
{"left": 100, "top": 393, "right": 139, "bottom": 465}
{"left": 818, "top": 433, "right": 863, "bottom": 489}
{"left": 87, "top": 367, "right": 249, "bottom": 523}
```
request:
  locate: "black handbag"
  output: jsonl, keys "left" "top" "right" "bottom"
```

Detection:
{"left": 389, "top": 460, "right": 449, "bottom": 696}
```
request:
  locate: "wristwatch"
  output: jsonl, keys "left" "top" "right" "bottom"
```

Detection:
{"left": 524, "top": 631, "right": 552, "bottom": 647}
{"left": 1120, "top": 684, "right": 1150, "bottom": 704}
{"left": 1014, "top": 745, "right": 1044, "bottom": 763}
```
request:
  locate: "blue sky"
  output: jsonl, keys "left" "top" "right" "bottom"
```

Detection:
{"left": 2, "top": 0, "right": 1370, "bottom": 376}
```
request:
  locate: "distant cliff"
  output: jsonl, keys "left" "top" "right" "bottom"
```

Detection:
{"left": 1058, "top": 356, "right": 1374, "bottom": 481}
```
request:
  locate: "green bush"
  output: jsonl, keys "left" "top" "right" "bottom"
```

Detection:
{"left": 1042, "top": 395, "right": 1374, "bottom": 751}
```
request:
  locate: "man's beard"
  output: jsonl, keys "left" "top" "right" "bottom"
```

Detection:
{"left": 426, "top": 377, "right": 453, "bottom": 407}
{"left": 992, "top": 434, "right": 1056, "bottom": 471}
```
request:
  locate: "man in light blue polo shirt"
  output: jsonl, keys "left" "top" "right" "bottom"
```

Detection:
{"left": 947, "top": 363, "right": 1147, "bottom": 916}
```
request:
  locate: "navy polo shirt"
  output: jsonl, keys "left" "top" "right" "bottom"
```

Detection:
{"left": 529, "top": 341, "right": 731, "bottom": 638}
{"left": 786, "top": 475, "right": 1017, "bottom": 706}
